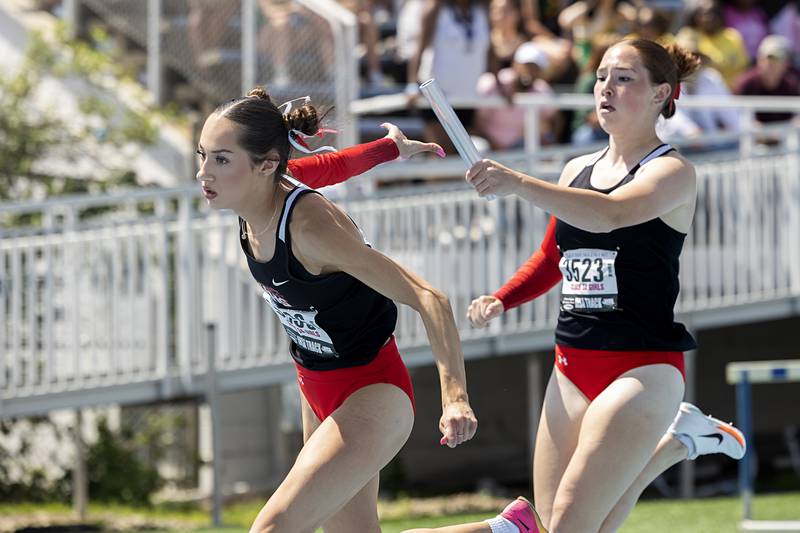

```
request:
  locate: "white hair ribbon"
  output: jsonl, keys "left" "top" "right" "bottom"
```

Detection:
{"left": 278, "top": 95, "right": 339, "bottom": 154}
{"left": 288, "top": 128, "right": 339, "bottom": 154}
{"left": 278, "top": 95, "right": 311, "bottom": 116}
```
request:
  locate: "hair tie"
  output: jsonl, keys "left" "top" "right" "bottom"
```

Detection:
{"left": 673, "top": 82, "right": 681, "bottom": 101}
{"left": 289, "top": 128, "right": 340, "bottom": 154}
{"left": 278, "top": 95, "right": 339, "bottom": 153}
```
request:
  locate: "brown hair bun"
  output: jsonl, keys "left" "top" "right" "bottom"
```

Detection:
{"left": 246, "top": 86, "right": 272, "bottom": 103}
{"left": 285, "top": 105, "right": 320, "bottom": 136}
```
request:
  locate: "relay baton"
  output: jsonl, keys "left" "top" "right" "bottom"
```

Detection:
{"left": 419, "top": 79, "right": 495, "bottom": 201}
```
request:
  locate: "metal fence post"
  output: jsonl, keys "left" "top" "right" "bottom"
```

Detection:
{"left": 206, "top": 323, "right": 223, "bottom": 527}
{"left": 524, "top": 105, "right": 541, "bottom": 174}
{"left": 61, "top": 0, "right": 81, "bottom": 38}
{"left": 177, "top": 194, "right": 195, "bottom": 390}
{"left": 72, "top": 409, "right": 87, "bottom": 521}
{"left": 737, "top": 370, "right": 753, "bottom": 520}
{"left": 155, "top": 198, "right": 171, "bottom": 394}
{"left": 527, "top": 354, "right": 542, "bottom": 475}
{"left": 740, "top": 110, "right": 755, "bottom": 158}
{"left": 342, "top": 12, "right": 359, "bottom": 150}
{"left": 241, "top": 0, "right": 256, "bottom": 94}
{"left": 147, "top": 0, "right": 163, "bottom": 105}
{"left": 64, "top": 208, "right": 80, "bottom": 387}
{"left": 788, "top": 129, "right": 800, "bottom": 295}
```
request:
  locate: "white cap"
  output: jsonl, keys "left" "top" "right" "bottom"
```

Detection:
{"left": 513, "top": 42, "right": 549, "bottom": 70}
{"left": 758, "top": 35, "right": 791, "bottom": 60}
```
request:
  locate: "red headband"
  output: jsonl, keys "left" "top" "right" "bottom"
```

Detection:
{"left": 667, "top": 82, "right": 681, "bottom": 114}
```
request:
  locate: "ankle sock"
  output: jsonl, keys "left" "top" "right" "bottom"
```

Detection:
{"left": 674, "top": 431, "right": 697, "bottom": 460}
{"left": 486, "top": 515, "right": 520, "bottom": 533}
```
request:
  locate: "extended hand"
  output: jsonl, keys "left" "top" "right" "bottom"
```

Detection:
{"left": 467, "top": 295, "right": 504, "bottom": 328}
{"left": 382, "top": 122, "right": 445, "bottom": 159}
{"left": 439, "top": 400, "right": 478, "bottom": 448}
{"left": 466, "top": 159, "right": 522, "bottom": 198}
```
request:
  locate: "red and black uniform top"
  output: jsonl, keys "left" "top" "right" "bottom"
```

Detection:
{"left": 240, "top": 138, "right": 400, "bottom": 370}
{"left": 495, "top": 144, "right": 696, "bottom": 352}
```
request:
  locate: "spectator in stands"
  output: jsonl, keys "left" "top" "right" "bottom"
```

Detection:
{"left": 721, "top": 0, "right": 769, "bottom": 61}
{"left": 558, "top": 0, "right": 637, "bottom": 70}
{"left": 530, "top": 33, "right": 578, "bottom": 86}
{"left": 340, "top": 0, "right": 390, "bottom": 88}
{"left": 570, "top": 33, "right": 616, "bottom": 145}
{"left": 490, "top": 0, "right": 530, "bottom": 69}
{"left": 519, "top": 0, "right": 564, "bottom": 38}
{"left": 734, "top": 34, "right": 800, "bottom": 124}
{"left": 257, "top": 0, "right": 334, "bottom": 88}
{"left": 769, "top": 1, "right": 800, "bottom": 67}
{"left": 487, "top": 0, "right": 575, "bottom": 83}
{"left": 407, "top": 0, "right": 493, "bottom": 152}
{"left": 678, "top": 32, "right": 741, "bottom": 137}
{"left": 188, "top": 0, "right": 240, "bottom": 70}
{"left": 629, "top": 5, "right": 674, "bottom": 43}
{"left": 657, "top": 31, "right": 740, "bottom": 146}
{"left": 675, "top": 0, "right": 749, "bottom": 88}
{"left": 475, "top": 42, "right": 561, "bottom": 149}
{"left": 394, "top": 0, "right": 426, "bottom": 84}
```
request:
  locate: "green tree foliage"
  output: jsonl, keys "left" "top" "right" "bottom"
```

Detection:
{"left": 84, "top": 417, "right": 161, "bottom": 506}
{"left": 0, "top": 25, "right": 158, "bottom": 204}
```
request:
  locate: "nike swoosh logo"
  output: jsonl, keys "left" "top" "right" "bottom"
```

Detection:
{"left": 272, "top": 278, "right": 289, "bottom": 286}
{"left": 700, "top": 433, "right": 723, "bottom": 445}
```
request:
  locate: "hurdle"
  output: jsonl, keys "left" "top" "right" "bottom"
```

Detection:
{"left": 726, "top": 360, "right": 800, "bottom": 532}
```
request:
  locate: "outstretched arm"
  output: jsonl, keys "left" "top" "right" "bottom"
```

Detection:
{"left": 494, "top": 216, "right": 562, "bottom": 310}
{"left": 467, "top": 216, "right": 562, "bottom": 327}
{"left": 466, "top": 154, "right": 696, "bottom": 233}
{"left": 288, "top": 123, "right": 443, "bottom": 188}
{"left": 290, "top": 193, "right": 476, "bottom": 449}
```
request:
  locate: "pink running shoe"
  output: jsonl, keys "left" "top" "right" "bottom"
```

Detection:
{"left": 500, "top": 496, "right": 548, "bottom": 533}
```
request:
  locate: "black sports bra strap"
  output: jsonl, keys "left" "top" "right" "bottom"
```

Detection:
{"left": 628, "top": 144, "right": 674, "bottom": 175}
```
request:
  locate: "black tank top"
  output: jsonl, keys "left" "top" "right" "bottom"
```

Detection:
{"left": 554, "top": 144, "right": 696, "bottom": 352}
{"left": 240, "top": 185, "right": 398, "bottom": 370}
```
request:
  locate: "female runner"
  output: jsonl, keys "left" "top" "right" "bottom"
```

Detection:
{"left": 197, "top": 87, "right": 477, "bottom": 533}
{"left": 405, "top": 38, "right": 745, "bottom": 533}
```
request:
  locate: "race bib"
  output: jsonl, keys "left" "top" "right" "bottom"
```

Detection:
{"left": 263, "top": 292, "right": 338, "bottom": 357}
{"left": 559, "top": 248, "right": 619, "bottom": 312}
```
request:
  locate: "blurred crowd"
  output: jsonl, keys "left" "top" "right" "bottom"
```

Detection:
{"left": 51, "top": 0, "right": 800, "bottom": 153}
{"left": 327, "top": 0, "right": 800, "bottom": 151}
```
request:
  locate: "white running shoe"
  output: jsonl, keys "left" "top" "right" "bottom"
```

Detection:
{"left": 668, "top": 402, "right": 746, "bottom": 460}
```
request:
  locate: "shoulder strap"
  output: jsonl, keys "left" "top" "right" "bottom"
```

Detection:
{"left": 630, "top": 144, "right": 674, "bottom": 175}
{"left": 585, "top": 146, "right": 609, "bottom": 167}
{"left": 278, "top": 186, "right": 311, "bottom": 242}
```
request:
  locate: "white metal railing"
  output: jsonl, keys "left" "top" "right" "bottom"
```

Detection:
{"left": 2, "top": 148, "right": 800, "bottom": 417}
{"left": 352, "top": 93, "right": 800, "bottom": 183}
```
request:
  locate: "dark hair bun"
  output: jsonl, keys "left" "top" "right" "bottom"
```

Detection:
{"left": 247, "top": 86, "right": 272, "bottom": 103}
{"left": 286, "top": 105, "right": 320, "bottom": 136}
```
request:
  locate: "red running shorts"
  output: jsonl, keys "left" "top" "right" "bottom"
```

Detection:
{"left": 295, "top": 335, "right": 416, "bottom": 421}
{"left": 555, "top": 344, "right": 685, "bottom": 401}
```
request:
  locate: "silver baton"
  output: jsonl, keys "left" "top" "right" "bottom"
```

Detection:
{"left": 419, "top": 79, "right": 495, "bottom": 201}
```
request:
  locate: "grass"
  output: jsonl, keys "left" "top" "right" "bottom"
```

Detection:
{"left": 1, "top": 492, "right": 798, "bottom": 532}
